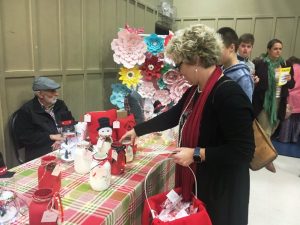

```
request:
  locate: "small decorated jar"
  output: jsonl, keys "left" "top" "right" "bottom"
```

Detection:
{"left": 74, "top": 141, "right": 93, "bottom": 174}
{"left": 38, "top": 155, "right": 61, "bottom": 193}
{"left": 121, "top": 139, "right": 134, "bottom": 163}
{"left": 29, "top": 189, "right": 62, "bottom": 225}
{"left": 0, "top": 190, "right": 19, "bottom": 224}
{"left": 108, "top": 141, "right": 126, "bottom": 175}
{"left": 89, "top": 155, "right": 111, "bottom": 191}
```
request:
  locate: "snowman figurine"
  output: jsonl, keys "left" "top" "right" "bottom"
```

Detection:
{"left": 96, "top": 117, "right": 113, "bottom": 158}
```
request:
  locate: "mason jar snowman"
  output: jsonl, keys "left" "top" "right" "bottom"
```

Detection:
{"left": 89, "top": 155, "right": 111, "bottom": 191}
{"left": 95, "top": 117, "right": 113, "bottom": 158}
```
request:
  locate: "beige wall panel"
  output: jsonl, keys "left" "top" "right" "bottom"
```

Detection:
{"left": 294, "top": 18, "right": 300, "bottom": 57}
{"left": 182, "top": 19, "right": 199, "bottom": 28}
{"left": 274, "top": 17, "right": 295, "bottom": 59}
{"left": 1, "top": 0, "right": 33, "bottom": 71}
{"left": 217, "top": 19, "right": 234, "bottom": 29}
{"left": 5, "top": 77, "right": 34, "bottom": 117}
{"left": 103, "top": 0, "right": 117, "bottom": 69}
{"left": 174, "top": 0, "right": 299, "bottom": 18}
{"left": 85, "top": 0, "right": 100, "bottom": 70}
{"left": 199, "top": 19, "right": 216, "bottom": 30}
{"left": 135, "top": 3, "right": 145, "bottom": 28}
{"left": 127, "top": 0, "right": 136, "bottom": 26}
{"left": 63, "top": 0, "right": 83, "bottom": 70}
{"left": 103, "top": 72, "right": 118, "bottom": 110}
{"left": 252, "top": 18, "right": 274, "bottom": 59}
{"left": 36, "top": 0, "right": 61, "bottom": 71}
{"left": 144, "top": 7, "right": 156, "bottom": 33}
{"left": 86, "top": 74, "right": 103, "bottom": 111}
{"left": 64, "top": 75, "right": 84, "bottom": 120}
{"left": 174, "top": 20, "right": 183, "bottom": 30}
{"left": 117, "top": 0, "right": 127, "bottom": 29}
{"left": 235, "top": 18, "right": 253, "bottom": 36}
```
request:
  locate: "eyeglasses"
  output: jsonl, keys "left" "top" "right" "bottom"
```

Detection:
{"left": 175, "top": 62, "right": 183, "bottom": 70}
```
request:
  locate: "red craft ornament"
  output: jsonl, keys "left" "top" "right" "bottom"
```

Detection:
{"left": 108, "top": 141, "right": 126, "bottom": 175}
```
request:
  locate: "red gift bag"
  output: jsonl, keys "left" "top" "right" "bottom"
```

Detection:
{"left": 116, "top": 114, "right": 136, "bottom": 140}
{"left": 86, "top": 109, "right": 117, "bottom": 144}
{"left": 142, "top": 161, "right": 211, "bottom": 225}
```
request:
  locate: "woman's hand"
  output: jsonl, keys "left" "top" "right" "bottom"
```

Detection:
{"left": 285, "top": 74, "right": 292, "bottom": 82}
{"left": 119, "top": 129, "right": 137, "bottom": 144}
{"left": 170, "top": 147, "right": 194, "bottom": 167}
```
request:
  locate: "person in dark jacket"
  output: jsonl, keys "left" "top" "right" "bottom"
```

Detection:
{"left": 253, "top": 39, "right": 295, "bottom": 172}
{"left": 121, "top": 24, "right": 255, "bottom": 225}
{"left": 15, "top": 77, "right": 73, "bottom": 162}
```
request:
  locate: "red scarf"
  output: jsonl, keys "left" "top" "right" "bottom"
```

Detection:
{"left": 176, "top": 66, "right": 222, "bottom": 201}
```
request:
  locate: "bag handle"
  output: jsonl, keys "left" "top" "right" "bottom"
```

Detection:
{"left": 144, "top": 158, "right": 197, "bottom": 219}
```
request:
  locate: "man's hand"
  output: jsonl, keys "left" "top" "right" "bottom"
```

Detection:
{"left": 50, "top": 134, "right": 64, "bottom": 141}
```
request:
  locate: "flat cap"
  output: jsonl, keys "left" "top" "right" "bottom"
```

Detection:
{"left": 32, "top": 76, "right": 60, "bottom": 91}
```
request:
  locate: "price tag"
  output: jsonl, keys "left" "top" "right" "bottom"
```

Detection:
{"left": 41, "top": 209, "right": 58, "bottom": 223}
{"left": 166, "top": 189, "right": 180, "bottom": 204}
{"left": 51, "top": 164, "right": 62, "bottom": 176}
{"left": 112, "top": 150, "right": 118, "bottom": 161}
{"left": 113, "top": 120, "right": 120, "bottom": 129}
{"left": 84, "top": 114, "right": 91, "bottom": 122}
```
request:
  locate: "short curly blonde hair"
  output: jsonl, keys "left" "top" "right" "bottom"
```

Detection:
{"left": 165, "top": 24, "right": 223, "bottom": 68}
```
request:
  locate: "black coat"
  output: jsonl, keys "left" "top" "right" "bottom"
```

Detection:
{"left": 252, "top": 58, "right": 295, "bottom": 120}
{"left": 135, "top": 76, "right": 255, "bottom": 225}
{"left": 15, "top": 96, "right": 72, "bottom": 161}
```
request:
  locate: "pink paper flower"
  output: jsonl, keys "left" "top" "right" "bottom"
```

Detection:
{"left": 162, "top": 69, "right": 182, "bottom": 85}
{"left": 111, "top": 29, "right": 147, "bottom": 68}
{"left": 137, "top": 81, "right": 156, "bottom": 98}
{"left": 153, "top": 90, "right": 171, "bottom": 106}
{"left": 169, "top": 78, "right": 191, "bottom": 104}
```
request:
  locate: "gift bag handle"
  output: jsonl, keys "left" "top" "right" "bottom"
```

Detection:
{"left": 144, "top": 158, "right": 197, "bottom": 219}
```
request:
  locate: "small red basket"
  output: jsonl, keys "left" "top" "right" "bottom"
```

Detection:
{"left": 142, "top": 160, "right": 212, "bottom": 225}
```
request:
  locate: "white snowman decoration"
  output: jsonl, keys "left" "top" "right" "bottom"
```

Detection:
{"left": 96, "top": 117, "right": 113, "bottom": 158}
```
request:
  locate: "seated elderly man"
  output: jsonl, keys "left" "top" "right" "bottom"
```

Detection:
{"left": 15, "top": 76, "right": 73, "bottom": 162}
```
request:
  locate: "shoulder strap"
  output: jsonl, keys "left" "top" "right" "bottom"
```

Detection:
{"left": 212, "top": 79, "right": 235, "bottom": 104}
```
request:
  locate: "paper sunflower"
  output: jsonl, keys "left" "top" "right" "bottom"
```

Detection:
{"left": 144, "top": 34, "right": 164, "bottom": 55}
{"left": 139, "top": 55, "right": 164, "bottom": 80}
{"left": 111, "top": 29, "right": 147, "bottom": 68}
{"left": 119, "top": 66, "right": 142, "bottom": 88}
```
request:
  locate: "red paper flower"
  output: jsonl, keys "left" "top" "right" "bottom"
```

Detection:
{"left": 164, "top": 33, "right": 173, "bottom": 46}
{"left": 140, "top": 55, "right": 164, "bottom": 80}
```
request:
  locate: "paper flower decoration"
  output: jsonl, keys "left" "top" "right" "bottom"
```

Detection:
{"left": 157, "top": 78, "right": 167, "bottom": 90}
{"left": 169, "top": 78, "right": 191, "bottom": 104}
{"left": 110, "top": 83, "right": 131, "bottom": 109}
{"left": 137, "top": 81, "right": 156, "bottom": 99}
{"left": 153, "top": 90, "right": 171, "bottom": 106}
{"left": 111, "top": 29, "right": 147, "bottom": 68}
{"left": 119, "top": 66, "right": 142, "bottom": 88}
{"left": 144, "top": 34, "right": 164, "bottom": 55}
{"left": 163, "top": 69, "right": 182, "bottom": 85}
{"left": 139, "top": 55, "right": 164, "bottom": 80}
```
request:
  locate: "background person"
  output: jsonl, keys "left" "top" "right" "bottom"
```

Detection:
{"left": 15, "top": 76, "right": 73, "bottom": 162}
{"left": 253, "top": 39, "right": 295, "bottom": 172}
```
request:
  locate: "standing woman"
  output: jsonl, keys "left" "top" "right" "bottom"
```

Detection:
{"left": 121, "top": 24, "right": 255, "bottom": 225}
{"left": 253, "top": 39, "right": 295, "bottom": 171}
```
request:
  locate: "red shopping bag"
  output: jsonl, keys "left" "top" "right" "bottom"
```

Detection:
{"left": 142, "top": 161, "right": 211, "bottom": 225}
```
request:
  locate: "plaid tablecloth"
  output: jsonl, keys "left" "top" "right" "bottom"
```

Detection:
{"left": 2, "top": 143, "right": 176, "bottom": 225}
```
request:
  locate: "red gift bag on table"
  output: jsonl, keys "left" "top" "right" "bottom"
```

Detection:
{"left": 86, "top": 109, "right": 117, "bottom": 144}
{"left": 142, "top": 162, "right": 211, "bottom": 225}
{"left": 116, "top": 114, "right": 136, "bottom": 140}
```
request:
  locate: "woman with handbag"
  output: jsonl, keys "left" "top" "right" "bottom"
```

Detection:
{"left": 121, "top": 24, "right": 255, "bottom": 225}
{"left": 252, "top": 39, "right": 295, "bottom": 171}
